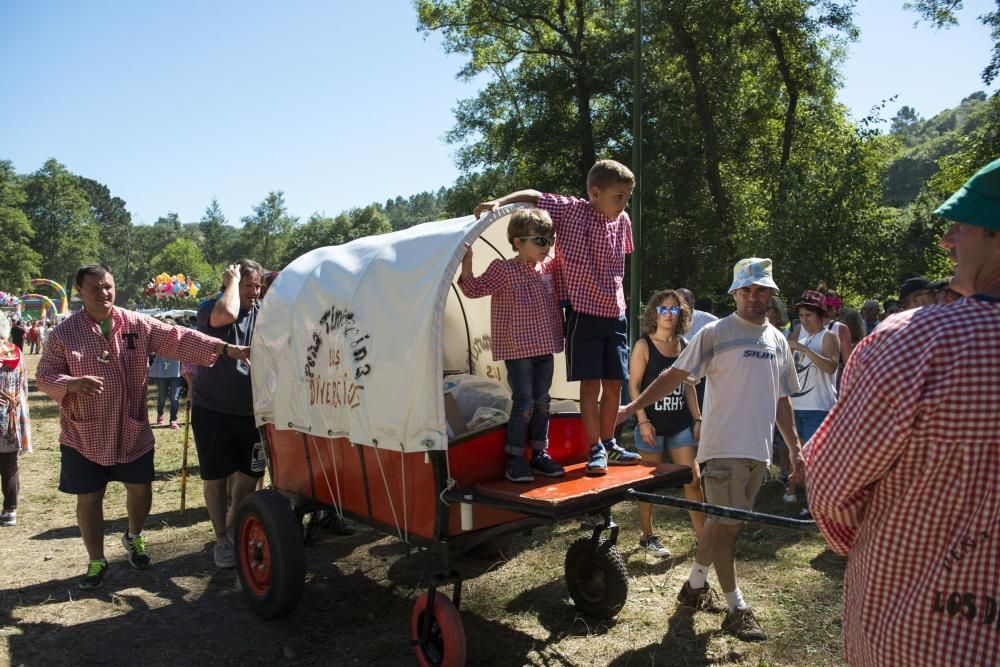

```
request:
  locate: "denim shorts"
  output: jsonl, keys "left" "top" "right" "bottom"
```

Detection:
{"left": 633, "top": 425, "right": 695, "bottom": 454}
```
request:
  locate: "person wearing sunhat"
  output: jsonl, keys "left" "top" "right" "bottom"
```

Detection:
{"left": 804, "top": 158, "right": 1000, "bottom": 667}
{"left": 619, "top": 257, "right": 803, "bottom": 642}
{"left": 898, "top": 275, "right": 935, "bottom": 310}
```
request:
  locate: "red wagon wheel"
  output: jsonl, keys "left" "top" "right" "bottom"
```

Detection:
{"left": 235, "top": 490, "right": 305, "bottom": 619}
{"left": 411, "top": 591, "right": 467, "bottom": 667}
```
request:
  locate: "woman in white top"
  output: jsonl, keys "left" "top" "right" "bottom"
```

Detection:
{"left": 785, "top": 290, "right": 839, "bottom": 501}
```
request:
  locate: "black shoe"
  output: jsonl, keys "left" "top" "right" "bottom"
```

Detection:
{"left": 506, "top": 456, "right": 534, "bottom": 483}
{"left": 122, "top": 531, "right": 151, "bottom": 570}
{"left": 530, "top": 453, "right": 565, "bottom": 477}
{"left": 676, "top": 580, "right": 727, "bottom": 613}
{"left": 722, "top": 606, "right": 768, "bottom": 641}
{"left": 79, "top": 559, "right": 109, "bottom": 590}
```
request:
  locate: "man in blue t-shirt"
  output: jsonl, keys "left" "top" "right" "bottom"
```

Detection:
{"left": 188, "top": 259, "right": 263, "bottom": 569}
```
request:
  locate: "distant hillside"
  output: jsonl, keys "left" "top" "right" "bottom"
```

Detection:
{"left": 883, "top": 92, "right": 990, "bottom": 205}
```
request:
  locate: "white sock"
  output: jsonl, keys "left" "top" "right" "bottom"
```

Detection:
{"left": 725, "top": 587, "right": 748, "bottom": 611}
{"left": 688, "top": 561, "right": 710, "bottom": 589}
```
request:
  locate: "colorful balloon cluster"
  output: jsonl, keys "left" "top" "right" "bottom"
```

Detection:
{"left": 0, "top": 291, "right": 20, "bottom": 307}
{"left": 145, "top": 273, "right": 201, "bottom": 300}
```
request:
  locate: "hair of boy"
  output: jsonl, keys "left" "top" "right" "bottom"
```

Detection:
{"left": 235, "top": 258, "right": 265, "bottom": 282}
{"left": 506, "top": 208, "right": 554, "bottom": 251}
{"left": 640, "top": 289, "right": 692, "bottom": 336}
{"left": 586, "top": 159, "right": 635, "bottom": 192}
{"left": 74, "top": 263, "right": 113, "bottom": 287}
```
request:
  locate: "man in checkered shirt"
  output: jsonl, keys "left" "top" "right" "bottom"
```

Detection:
{"left": 474, "top": 160, "right": 641, "bottom": 475}
{"left": 805, "top": 158, "right": 1000, "bottom": 666}
{"left": 37, "top": 264, "right": 250, "bottom": 590}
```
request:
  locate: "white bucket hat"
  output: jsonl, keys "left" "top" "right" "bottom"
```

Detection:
{"left": 728, "top": 257, "right": 779, "bottom": 294}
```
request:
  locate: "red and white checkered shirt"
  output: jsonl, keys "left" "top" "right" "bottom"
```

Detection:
{"left": 804, "top": 297, "right": 1000, "bottom": 667}
{"left": 37, "top": 308, "right": 221, "bottom": 466}
{"left": 458, "top": 256, "right": 564, "bottom": 361}
{"left": 537, "top": 193, "right": 633, "bottom": 319}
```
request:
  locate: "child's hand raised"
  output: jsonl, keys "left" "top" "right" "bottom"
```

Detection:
{"left": 460, "top": 242, "right": 473, "bottom": 280}
{"left": 474, "top": 200, "right": 499, "bottom": 218}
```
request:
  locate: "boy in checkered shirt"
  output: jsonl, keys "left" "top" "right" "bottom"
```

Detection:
{"left": 474, "top": 160, "right": 641, "bottom": 474}
{"left": 458, "top": 208, "right": 567, "bottom": 482}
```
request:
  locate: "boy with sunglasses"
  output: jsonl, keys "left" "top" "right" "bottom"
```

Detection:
{"left": 475, "top": 160, "right": 640, "bottom": 474}
{"left": 459, "top": 208, "right": 566, "bottom": 482}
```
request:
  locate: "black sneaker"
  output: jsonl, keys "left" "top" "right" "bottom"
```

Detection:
{"left": 530, "top": 453, "right": 565, "bottom": 477}
{"left": 506, "top": 456, "right": 534, "bottom": 483}
{"left": 79, "top": 559, "right": 109, "bottom": 590}
{"left": 676, "top": 580, "right": 727, "bottom": 613}
{"left": 122, "top": 531, "right": 151, "bottom": 570}
{"left": 605, "top": 441, "right": 640, "bottom": 465}
{"left": 639, "top": 534, "right": 670, "bottom": 557}
{"left": 722, "top": 606, "right": 768, "bottom": 641}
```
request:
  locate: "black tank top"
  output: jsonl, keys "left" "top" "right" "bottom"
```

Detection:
{"left": 639, "top": 334, "right": 692, "bottom": 436}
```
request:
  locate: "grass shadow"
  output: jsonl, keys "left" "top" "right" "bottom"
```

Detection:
{"left": 29, "top": 506, "right": 212, "bottom": 541}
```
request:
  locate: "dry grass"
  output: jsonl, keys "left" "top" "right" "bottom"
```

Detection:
{"left": 0, "top": 353, "right": 847, "bottom": 666}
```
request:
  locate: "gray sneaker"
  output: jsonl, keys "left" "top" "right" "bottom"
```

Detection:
{"left": 639, "top": 534, "right": 670, "bottom": 557}
{"left": 722, "top": 606, "right": 768, "bottom": 641}
{"left": 677, "top": 580, "right": 727, "bottom": 613}
{"left": 214, "top": 541, "right": 236, "bottom": 569}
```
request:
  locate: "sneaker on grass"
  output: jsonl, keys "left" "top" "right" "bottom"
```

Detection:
{"left": 605, "top": 441, "right": 640, "bottom": 465}
{"left": 676, "top": 580, "right": 727, "bottom": 613}
{"left": 530, "top": 453, "right": 565, "bottom": 477}
{"left": 722, "top": 606, "right": 768, "bottom": 641}
{"left": 79, "top": 559, "right": 109, "bottom": 590}
{"left": 214, "top": 542, "right": 236, "bottom": 569}
{"left": 0, "top": 510, "right": 15, "bottom": 527}
{"left": 639, "top": 534, "right": 670, "bottom": 557}
{"left": 585, "top": 444, "right": 608, "bottom": 475}
{"left": 122, "top": 531, "right": 151, "bottom": 570}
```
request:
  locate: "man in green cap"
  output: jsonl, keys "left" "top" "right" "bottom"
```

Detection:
{"left": 804, "top": 159, "right": 1000, "bottom": 666}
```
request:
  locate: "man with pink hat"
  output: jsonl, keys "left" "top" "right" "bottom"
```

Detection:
{"left": 620, "top": 257, "right": 803, "bottom": 641}
{"left": 805, "top": 158, "right": 1000, "bottom": 666}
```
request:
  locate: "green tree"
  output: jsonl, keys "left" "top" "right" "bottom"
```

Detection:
{"left": 240, "top": 191, "right": 298, "bottom": 270}
{"left": 150, "top": 238, "right": 214, "bottom": 289}
{"left": 0, "top": 161, "right": 41, "bottom": 290}
{"left": 199, "top": 198, "right": 237, "bottom": 266}
{"left": 22, "top": 159, "right": 100, "bottom": 287}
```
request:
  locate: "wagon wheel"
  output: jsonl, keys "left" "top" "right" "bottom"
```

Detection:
{"left": 235, "top": 489, "right": 306, "bottom": 619}
{"left": 411, "top": 591, "right": 467, "bottom": 667}
{"left": 564, "top": 535, "right": 629, "bottom": 619}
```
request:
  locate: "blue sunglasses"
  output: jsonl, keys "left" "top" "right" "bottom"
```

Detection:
{"left": 656, "top": 305, "right": 681, "bottom": 316}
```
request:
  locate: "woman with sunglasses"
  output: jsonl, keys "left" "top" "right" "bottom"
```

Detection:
{"left": 628, "top": 289, "right": 704, "bottom": 557}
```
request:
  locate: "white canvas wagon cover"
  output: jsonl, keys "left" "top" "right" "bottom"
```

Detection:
{"left": 252, "top": 205, "right": 578, "bottom": 453}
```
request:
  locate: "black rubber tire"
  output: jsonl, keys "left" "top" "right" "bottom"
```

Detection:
{"left": 564, "top": 535, "right": 629, "bottom": 619}
{"left": 411, "top": 591, "right": 467, "bottom": 667}
{"left": 235, "top": 489, "right": 306, "bottom": 619}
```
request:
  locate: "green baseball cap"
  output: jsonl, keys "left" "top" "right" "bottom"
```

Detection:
{"left": 933, "top": 157, "right": 1000, "bottom": 230}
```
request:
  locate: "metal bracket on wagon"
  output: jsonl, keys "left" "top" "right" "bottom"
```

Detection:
{"left": 625, "top": 489, "right": 817, "bottom": 530}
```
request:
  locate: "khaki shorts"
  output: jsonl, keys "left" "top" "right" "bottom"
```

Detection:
{"left": 700, "top": 458, "right": 766, "bottom": 526}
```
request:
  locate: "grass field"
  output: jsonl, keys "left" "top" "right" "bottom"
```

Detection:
{"left": 0, "top": 353, "right": 848, "bottom": 666}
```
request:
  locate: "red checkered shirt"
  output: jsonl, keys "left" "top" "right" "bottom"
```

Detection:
{"left": 458, "top": 256, "right": 564, "bottom": 361}
{"left": 37, "top": 308, "right": 221, "bottom": 466}
{"left": 804, "top": 297, "right": 1000, "bottom": 667}
{"left": 537, "top": 193, "right": 633, "bottom": 319}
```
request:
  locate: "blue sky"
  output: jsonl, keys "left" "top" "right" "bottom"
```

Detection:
{"left": 1, "top": 1, "right": 996, "bottom": 225}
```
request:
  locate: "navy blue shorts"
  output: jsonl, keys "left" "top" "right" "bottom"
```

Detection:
{"left": 563, "top": 305, "right": 629, "bottom": 382}
{"left": 59, "top": 445, "right": 155, "bottom": 495}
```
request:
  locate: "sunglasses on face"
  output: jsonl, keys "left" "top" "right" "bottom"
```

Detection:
{"left": 656, "top": 305, "right": 681, "bottom": 316}
{"left": 517, "top": 236, "right": 554, "bottom": 248}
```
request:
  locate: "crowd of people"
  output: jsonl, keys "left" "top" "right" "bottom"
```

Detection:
{"left": 3, "top": 153, "right": 996, "bottom": 665}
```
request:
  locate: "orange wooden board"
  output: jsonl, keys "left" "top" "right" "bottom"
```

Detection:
{"left": 472, "top": 462, "right": 690, "bottom": 508}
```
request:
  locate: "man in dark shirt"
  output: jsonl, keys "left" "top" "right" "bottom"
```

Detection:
{"left": 187, "top": 259, "right": 263, "bottom": 569}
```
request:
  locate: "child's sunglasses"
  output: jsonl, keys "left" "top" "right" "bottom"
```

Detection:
{"left": 517, "top": 236, "right": 554, "bottom": 248}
